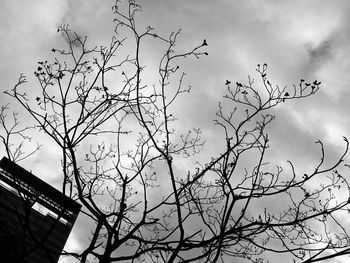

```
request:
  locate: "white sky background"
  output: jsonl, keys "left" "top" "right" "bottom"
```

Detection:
{"left": 1, "top": 1, "right": 350, "bottom": 263}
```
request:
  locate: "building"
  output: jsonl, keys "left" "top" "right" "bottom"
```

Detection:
{"left": 0, "top": 156, "right": 81, "bottom": 263}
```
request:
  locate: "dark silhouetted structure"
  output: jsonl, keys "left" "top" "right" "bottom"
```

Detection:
{"left": 0, "top": 157, "right": 81, "bottom": 263}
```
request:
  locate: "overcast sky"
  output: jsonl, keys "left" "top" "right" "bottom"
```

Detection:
{"left": 1, "top": 1, "right": 350, "bottom": 262}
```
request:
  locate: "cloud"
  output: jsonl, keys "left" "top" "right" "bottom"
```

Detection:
{"left": 2, "top": 1, "right": 350, "bottom": 262}
{"left": 306, "top": 40, "right": 333, "bottom": 67}
{"left": 0, "top": 0, "right": 70, "bottom": 105}
{"left": 60, "top": 0, "right": 113, "bottom": 40}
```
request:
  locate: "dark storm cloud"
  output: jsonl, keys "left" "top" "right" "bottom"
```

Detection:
{"left": 306, "top": 40, "right": 333, "bottom": 68}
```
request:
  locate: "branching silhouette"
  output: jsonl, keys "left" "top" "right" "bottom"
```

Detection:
{"left": 3, "top": 1, "right": 350, "bottom": 263}
{"left": 0, "top": 104, "right": 40, "bottom": 162}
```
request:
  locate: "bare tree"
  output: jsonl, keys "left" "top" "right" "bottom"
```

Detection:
{"left": 0, "top": 104, "right": 40, "bottom": 162}
{"left": 3, "top": 1, "right": 350, "bottom": 262}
